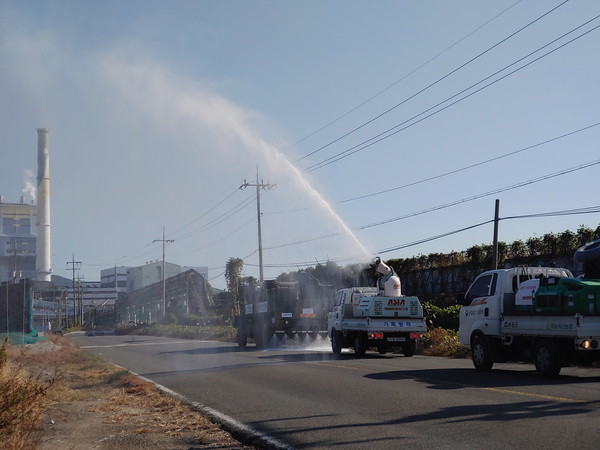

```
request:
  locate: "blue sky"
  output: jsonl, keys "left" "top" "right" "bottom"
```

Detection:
{"left": 1, "top": 0, "right": 599, "bottom": 289}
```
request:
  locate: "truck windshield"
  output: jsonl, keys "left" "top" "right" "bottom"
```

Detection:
{"left": 464, "top": 274, "right": 496, "bottom": 305}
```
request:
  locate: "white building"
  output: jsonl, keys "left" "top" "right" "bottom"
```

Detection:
{"left": 126, "top": 260, "right": 181, "bottom": 292}
{"left": 101, "top": 266, "right": 129, "bottom": 290}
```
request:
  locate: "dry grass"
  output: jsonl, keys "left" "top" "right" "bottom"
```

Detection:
{"left": 0, "top": 338, "right": 60, "bottom": 450}
{"left": 420, "top": 328, "right": 469, "bottom": 357}
{"left": 1, "top": 334, "right": 252, "bottom": 449}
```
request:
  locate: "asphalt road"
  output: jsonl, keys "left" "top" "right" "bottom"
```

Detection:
{"left": 69, "top": 333, "right": 600, "bottom": 449}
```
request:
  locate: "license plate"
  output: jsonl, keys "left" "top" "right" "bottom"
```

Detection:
{"left": 387, "top": 337, "right": 406, "bottom": 342}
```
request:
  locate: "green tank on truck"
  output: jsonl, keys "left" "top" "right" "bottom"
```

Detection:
{"left": 459, "top": 238, "right": 600, "bottom": 376}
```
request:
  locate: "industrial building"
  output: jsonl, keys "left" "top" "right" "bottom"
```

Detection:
{"left": 2, "top": 129, "right": 212, "bottom": 339}
{"left": 1, "top": 128, "right": 51, "bottom": 285}
{"left": 127, "top": 260, "right": 181, "bottom": 292}
{"left": 0, "top": 198, "right": 37, "bottom": 282}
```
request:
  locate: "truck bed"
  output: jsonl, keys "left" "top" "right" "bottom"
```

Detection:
{"left": 501, "top": 314, "right": 600, "bottom": 338}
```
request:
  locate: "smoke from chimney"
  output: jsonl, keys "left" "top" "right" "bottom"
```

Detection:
{"left": 22, "top": 169, "right": 36, "bottom": 203}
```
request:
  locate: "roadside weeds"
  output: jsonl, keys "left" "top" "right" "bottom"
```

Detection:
{"left": 1, "top": 334, "right": 254, "bottom": 449}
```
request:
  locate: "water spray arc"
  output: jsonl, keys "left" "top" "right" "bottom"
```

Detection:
{"left": 240, "top": 167, "right": 275, "bottom": 283}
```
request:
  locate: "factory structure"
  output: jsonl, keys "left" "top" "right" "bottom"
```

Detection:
{"left": 0, "top": 128, "right": 51, "bottom": 283}
{"left": 0, "top": 198, "right": 37, "bottom": 282}
{"left": 1, "top": 129, "right": 211, "bottom": 342}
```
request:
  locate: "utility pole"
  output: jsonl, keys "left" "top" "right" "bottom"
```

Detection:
{"left": 492, "top": 199, "right": 500, "bottom": 270}
{"left": 153, "top": 227, "right": 174, "bottom": 320}
{"left": 77, "top": 273, "right": 84, "bottom": 325}
{"left": 67, "top": 254, "right": 81, "bottom": 327}
{"left": 240, "top": 166, "right": 275, "bottom": 284}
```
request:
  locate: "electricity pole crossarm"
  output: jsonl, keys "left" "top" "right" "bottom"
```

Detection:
{"left": 153, "top": 227, "right": 174, "bottom": 320}
{"left": 240, "top": 166, "right": 275, "bottom": 284}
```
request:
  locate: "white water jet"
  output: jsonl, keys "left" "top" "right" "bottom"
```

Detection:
{"left": 100, "top": 53, "right": 372, "bottom": 263}
{"left": 251, "top": 139, "right": 372, "bottom": 261}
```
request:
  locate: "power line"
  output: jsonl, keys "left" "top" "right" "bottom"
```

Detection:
{"left": 306, "top": 14, "right": 600, "bottom": 172}
{"left": 503, "top": 206, "right": 600, "bottom": 221}
{"left": 299, "top": 0, "right": 569, "bottom": 165}
{"left": 174, "top": 194, "right": 255, "bottom": 241}
{"left": 261, "top": 157, "right": 600, "bottom": 252}
{"left": 378, "top": 220, "right": 495, "bottom": 254}
{"left": 276, "top": 122, "right": 600, "bottom": 209}
{"left": 172, "top": 217, "right": 255, "bottom": 257}
{"left": 357, "top": 159, "right": 600, "bottom": 230}
{"left": 255, "top": 205, "right": 600, "bottom": 268}
{"left": 378, "top": 206, "right": 600, "bottom": 254}
{"left": 286, "top": 0, "right": 524, "bottom": 156}
{"left": 336, "top": 121, "right": 600, "bottom": 204}
{"left": 229, "top": 205, "right": 600, "bottom": 271}
{"left": 169, "top": 187, "right": 242, "bottom": 238}
{"left": 265, "top": 117, "right": 599, "bottom": 213}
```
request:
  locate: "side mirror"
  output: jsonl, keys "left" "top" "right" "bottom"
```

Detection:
{"left": 459, "top": 292, "right": 472, "bottom": 306}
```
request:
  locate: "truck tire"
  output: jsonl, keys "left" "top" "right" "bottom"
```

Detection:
{"left": 471, "top": 334, "right": 493, "bottom": 371}
{"left": 534, "top": 339, "right": 561, "bottom": 377}
{"left": 402, "top": 339, "right": 416, "bottom": 357}
{"left": 331, "top": 330, "right": 342, "bottom": 357}
{"left": 354, "top": 333, "right": 367, "bottom": 357}
{"left": 253, "top": 321, "right": 271, "bottom": 349}
{"left": 236, "top": 327, "right": 247, "bottom": 349}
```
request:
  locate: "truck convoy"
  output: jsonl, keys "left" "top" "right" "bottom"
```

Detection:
{"left": 459, "top": 238, "right": 600, "bottom": 376}
{"left": 327, "top": 258, "right": 427, "bottom": 357}
{"left": 235, "top": 276, "right": 335, "bottom": 349}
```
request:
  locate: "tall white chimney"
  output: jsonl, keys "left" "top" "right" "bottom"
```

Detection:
{"left": 36, "top": 128, "right": 52, "bottom": 282}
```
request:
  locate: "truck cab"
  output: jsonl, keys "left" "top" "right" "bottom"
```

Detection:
{"left": 327, "top": 287, "right": 377, "bottom": 330}
{"left": 458, "top": 267, "right": 573, "bottom": 349}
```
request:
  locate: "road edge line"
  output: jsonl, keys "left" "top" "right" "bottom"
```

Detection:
{"left": 131, "top": 370, "right": 293, "bottom": 450}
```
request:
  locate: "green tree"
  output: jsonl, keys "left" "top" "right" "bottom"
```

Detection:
{"left": 577, "top": 226, "right": 595, "bottom": 247}
{"left": 542, "top": 232, "right": 558, "bottom": 255}
{"left": 509, "top": 239, "right": 528, "bottom": 261}
{"left": 225, "top": 257, "right": 244, "bottom": 317}
{"left": 526, "top": 236, "right": 543, "bottom": 256}
{"left": 466, "top": 245, "right": 485, "bottom": 266}
{"left": 557, "top": 230, "right": 577, "bottom": 254}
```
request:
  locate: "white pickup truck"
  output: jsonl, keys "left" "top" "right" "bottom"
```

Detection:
{"left": 458, "top": 266, "right": 600, "bottom": 376}
{"left": 327, "top": 258, "right": 426, "bottom": 357}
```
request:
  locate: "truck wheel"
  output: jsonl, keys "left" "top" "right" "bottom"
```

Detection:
{"left": 236, "top": 327, "right": 247, "bottom": 349}
{"left": 331, "top": 330, "right": 342, "bottom": 357}
{"left": 253, "top": 321, "right": 271, "bottom": 349}
{"left": 354, "top": 333, "right": 367, "bottom": 357}
{"left": 402, "top": 339, "right": 416, "bottom": 357}
{"left": 534, "top": 339, "right": 561, "bottom": 377}
{"left": 471, "top": 334, "right": 493, "bottom": 371}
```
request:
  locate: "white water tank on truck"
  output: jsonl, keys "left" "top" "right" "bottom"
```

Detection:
{"left": 374, "top": 257, "right": 402, "bottom": 297}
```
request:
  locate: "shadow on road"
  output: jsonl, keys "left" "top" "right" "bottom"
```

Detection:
{"left": 364, "top": 366, "right": 600, "bottom": 389}
{"left": 246, "top": 399, "right": 597, "bottom": 449}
